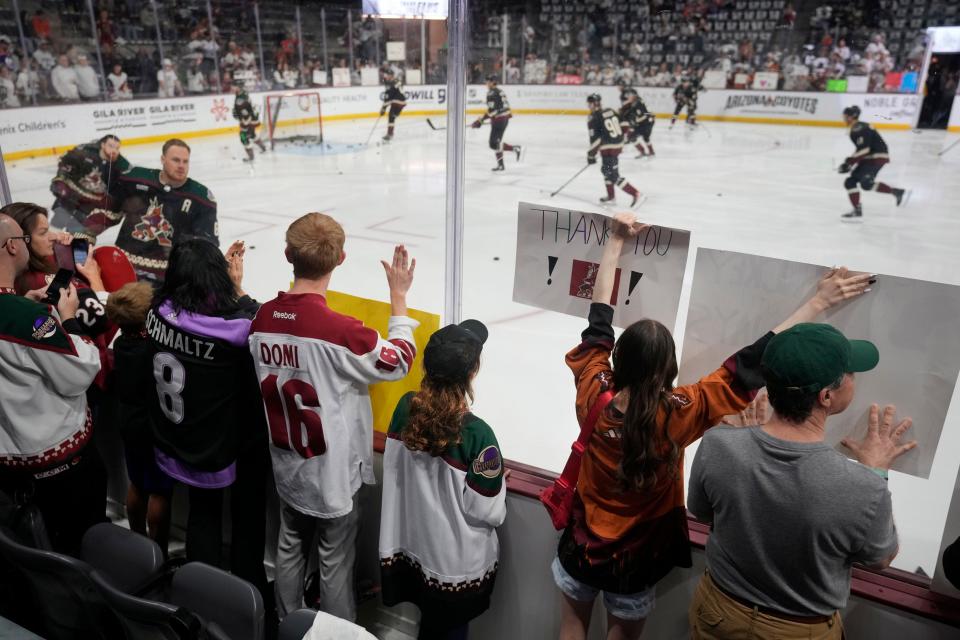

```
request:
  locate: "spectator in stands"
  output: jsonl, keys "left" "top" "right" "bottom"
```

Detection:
{"left": 33, "top": 40, "right": 55, "bottom": 74}
{"left": 554, "top": 214, "right": 875, "bottom": 640}
{"left": 0, "top": 38, "right": 15, "bottom": 72}
{"left": 148, "top": 238, "right": 270, "bottom": 600}
{"left": 97, "top": 8, "right": 116, "bottom": 51}
{"left": 107, "top": 63, "right": 132, "bottom": 100}
{"left": 222, "top": 41, "right": 240, "bottom": 72}
{"left": 0, "top": 210, "right": 105, "bottom": 556}
{"left": 379, "top": 318, "right": 505, "bottom": 640}
{"left": 781, "top": 3, "right": 797, "bottom": 28}
{"left": 106, "top": 281, "right": 174, "bottom": 556}
{"left": 186, "top": 60, "right": 208, "bottom": 94}
{"left": 0, "top": 67, "right": 18, "bottom": 108}
{"left": 136, "top": 47, "right": 158, "bottom": 95}
{"left": 140, "top": 4, "right": 157, "bottom": 35}
{"left": 248, "top": 215, "right": 417, "bottom": 621}
{"left": 505, "top": 58, "right": 520, "bottom": 84}
{"left": 157, "top": 58, "right": 183, "bottom": 98}
{"left": 273, "top": 60, "right": 298, "bottom": 90}
{"left": 866, "top": 34, "right": 889, "bottom": 58}
{"left": 16, "top": 58, "right": 40, "bottom": 104}
{"left": 834, "top": 38, "right": 851, "bottom": 62}
{"left": 688, "top": 321, "right": 915, "bottom": 639}
{"left": 75, "top": 54, "right": 101, "bottom": 100}
{"left": 51, "top": 54, "right": 80, "bottom": 101}
{"left": 32, "top": 9, "right": 52, "bottom": 43}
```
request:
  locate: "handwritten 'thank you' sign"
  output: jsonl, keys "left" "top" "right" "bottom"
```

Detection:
{"left": 511, "top": 202, "right": 691, "bottom": 329}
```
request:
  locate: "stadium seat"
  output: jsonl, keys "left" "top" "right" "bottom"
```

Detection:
{"left": 82, "top": 523, "right": 165, "bottom": 594}
{"left": 278, "top": 609, "right": 317, "bottom": 640}
{"left": 88, "top": 570, "right": 206, "bottom": 640}
{"left": 0, "top": 525, "right": 121, "bottom": 639}
{"left": 170, "top": 562, "right": 266, "bottom": 640}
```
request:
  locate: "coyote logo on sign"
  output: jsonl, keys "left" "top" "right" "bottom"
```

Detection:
{"left": 569, "top": 259, "right": 622, "bottom": 305}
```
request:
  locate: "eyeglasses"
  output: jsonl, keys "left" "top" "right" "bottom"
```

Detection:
{"left": 1, "top": 235, "right": 31, "bottom": 248}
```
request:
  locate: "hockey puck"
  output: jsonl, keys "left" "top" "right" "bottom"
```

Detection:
{"left": 338, "top": 171, "right": 343, "bottom": 175}
{"left": 493, "top": 257, "right": 500, "bottom": 261}
{"left": 717, "top": 193, "right": 722, "bottom": 196}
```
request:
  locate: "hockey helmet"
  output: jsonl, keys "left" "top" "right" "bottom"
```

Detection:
{"left": 586, "top": 93, "right": 602, "bottom": 105}
{"left": 621, "top": 87, "right": 638, "bottom": 102}
{"left": 486, "top": 73, "right": 498, "bottom": 84}
{"left": 842, "top": 105, "right": 861, "bottom": 119}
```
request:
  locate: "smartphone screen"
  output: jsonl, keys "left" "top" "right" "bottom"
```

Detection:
{"left": 43, "top": 269, "right": 75, "bottom": 306}
{"left": 53, "top": 242, "right": 75, "bottom": 271}
{"left": 71, "top": 238, "right": 89, "bottom": 267}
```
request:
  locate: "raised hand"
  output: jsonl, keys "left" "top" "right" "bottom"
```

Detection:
{"left": 841, "top": 404, "right": 917, "bottom": 470}
{"left": 611, "top": 212, "right": 648, "bottom": 240}
{"left": 813, "top": 266, "right": 874, "bottom": 311}
{"left": 75, "top": 254, "right": 105, "bottom": 292}
{"left": 225, "top": 240, "right": 246, "bottom": 296}
{"left": 721, "top": 389, "right": 769, "bottom": 427}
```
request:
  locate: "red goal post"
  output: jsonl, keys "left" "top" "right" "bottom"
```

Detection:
{"left": 263, "top": 92, "right": 324, "bottom": 148}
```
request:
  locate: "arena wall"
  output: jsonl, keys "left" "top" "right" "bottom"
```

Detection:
{"left": 949, "top": 97, "right": 960, "bottom": 132}
{"left": 0, "top": 85, "right": 930, "bottom": 161}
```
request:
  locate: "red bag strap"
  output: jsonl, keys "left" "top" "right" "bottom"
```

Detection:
{"left": 556, "top": 388, "right": 616, "bottom": 489}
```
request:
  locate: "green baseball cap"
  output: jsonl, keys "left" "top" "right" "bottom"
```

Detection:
{"left": 761, "top": 323, "right": 879, "bottom": 393}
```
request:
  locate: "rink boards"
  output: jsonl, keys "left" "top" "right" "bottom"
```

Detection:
{"left": 3, "top": 83, "right": 956, "bottom": 161}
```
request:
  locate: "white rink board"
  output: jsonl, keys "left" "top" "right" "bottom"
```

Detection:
{"left": 678, "top": 248, "right": 960, "bottom": 479}
{"left": 1, "top": 85, "right": 926, "bottom": 158}
{"left": 512, "top": 202, "right": 690, "bottom": 329}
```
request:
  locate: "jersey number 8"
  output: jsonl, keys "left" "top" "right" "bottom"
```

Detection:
{"left": 261, "top": 374, "right": 326, "bottom": 459}
{"left": 153, "top": 353, "right": 186, "bottom": 424}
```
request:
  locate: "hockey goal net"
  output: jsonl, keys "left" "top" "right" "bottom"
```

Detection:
{"left": 263, "top": 92, "right": 323, "bottom": 148}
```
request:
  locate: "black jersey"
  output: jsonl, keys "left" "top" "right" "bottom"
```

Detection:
{"left": 145, "top": 300, "right": 262, "bottom": 472}
{"left": 79, "top": 167, "right": 218, "bottom": 281}
{"left": 674, "top": 81, "right": 699, "bottom": 103}
{"left": 484, "top": 87, "right": 512, "bottom": 120}
{"left": 587, "top": 108, "right": 624, "bottom": 156}
{"left": 383, "top": 83, "right": 407, "bottom": 107}
{"left": 50, "top": 141, "right": 131, "bottom": 214}
{"left": 847, "top": 121, "right": 889, "bottom": 163}
{"left": 233, "top": 99, "right": 259, "bottom": 127}
{"left": 619, "top": 90, "right": 653, "bottom": 128}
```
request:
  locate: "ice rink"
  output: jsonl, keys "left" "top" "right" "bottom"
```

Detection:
{"left": 5, "top": 114, "right": 960, "bottom": 577}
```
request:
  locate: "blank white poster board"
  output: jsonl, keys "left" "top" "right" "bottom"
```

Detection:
{"left": 678, "top": 249, "right": 960, "bottom": 479}
{"left": 512, "top": 202, "right": 691, "bottom": 329}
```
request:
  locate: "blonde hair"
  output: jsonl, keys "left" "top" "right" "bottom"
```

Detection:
{"left": 286, "top": 212, "right": 345, "bottom": 279}
{"left": 106, "top": 281, "right": 154, "bottom": 330}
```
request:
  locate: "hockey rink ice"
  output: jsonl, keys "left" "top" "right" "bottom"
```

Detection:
{"left": 5, "top": 114, "right": 960, "bottom": 578}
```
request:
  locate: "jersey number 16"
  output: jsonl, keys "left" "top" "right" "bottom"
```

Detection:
{"left": 260, "top": 374, "right": 327, "bottom": 459}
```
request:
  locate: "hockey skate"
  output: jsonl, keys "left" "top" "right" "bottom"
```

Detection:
{"left": 514, "top": 146, "right": 523, "bottom": 161}
{"left": 894, "top": 188, "right": 909, "bottom": 206}
{"left": 599, "top": 195, "right": 616, "bottom": 204}
{"left": 841, "top": 205, "right": 863, "bottom": 222}
{"left": 492, "top": 162, "right": 505, "bottom": 172}
{"left": 382, "top": 134, "right": 393, "bottom": 142}
{"left": 630, "top": 193, "right": 648, "bottom": 209}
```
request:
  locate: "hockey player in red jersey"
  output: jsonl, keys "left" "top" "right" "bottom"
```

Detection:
{"left": 471, "top": 75, "right": 523, "bottom": 171}
{"left": 249, "top": 213, "right": 418, "bottom": 620}
{"left": 838, "top": 106, "right": 908, "bottom": 222}
{"left": 586, "top": 94, "right": 642, "bottom": 207}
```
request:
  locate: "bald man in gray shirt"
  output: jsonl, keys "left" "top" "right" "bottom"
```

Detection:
{"left": 688, "top": 323, "right": 917, "bottom": 640}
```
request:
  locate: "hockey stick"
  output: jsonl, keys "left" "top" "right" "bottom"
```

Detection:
{"left": 364, "top": 114, "right": 383, "bottom": 145}
{"left": 550, "top": 164, "right": 591, "bottom": 197}
{"left": 427, "top": 118, "right": 486, "bottom": 131}
{"left": 938, "top": 137, "right": 960, "bottom": 157}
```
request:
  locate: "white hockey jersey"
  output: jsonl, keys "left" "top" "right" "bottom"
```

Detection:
{"left": 379, "top": 392, "right": 506, "bottom": 623}
{"left": 0, "top": 291, "right": 101, "bottom": 470}
{"left": 248, "top": 292, "right": 417, "bottom": 518}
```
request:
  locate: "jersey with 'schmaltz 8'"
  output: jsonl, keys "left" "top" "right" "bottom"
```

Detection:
{"left": 847, "top": 122, "right": 889, "bottom": 163}
{"left": 485, "top": 88, "right": 512, "bottom": 120}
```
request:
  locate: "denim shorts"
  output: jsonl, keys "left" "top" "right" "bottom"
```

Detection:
{"left": 551, "top": 556, "right": 656, "bottom": 621}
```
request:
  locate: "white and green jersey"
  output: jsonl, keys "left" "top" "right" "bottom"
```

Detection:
{"left": 379, "top": 391, "right": 506, "bottom": 624}
{"left": 0, "top": 291, "right": 101, "bottom": 470}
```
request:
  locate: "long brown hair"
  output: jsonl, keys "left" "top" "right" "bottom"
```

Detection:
{"left": 0, "top": 202, "right": 56, "bottom": 276}
{"left": 611, "top": 318, "right": 680, "bottom": 492}
{"left": 403, "top": 377, "right": 475, "bottom": 457}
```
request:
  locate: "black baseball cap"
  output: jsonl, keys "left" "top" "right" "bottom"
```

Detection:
{"left": 761, "top": 323, "right": 879, "bottom": 393}
{"left": 423, "top": 319, "right": 488, "bottom": 383}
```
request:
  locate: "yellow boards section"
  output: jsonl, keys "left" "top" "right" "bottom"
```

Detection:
{"left": 326, "top": 290, "right": 441, "bottom": 433}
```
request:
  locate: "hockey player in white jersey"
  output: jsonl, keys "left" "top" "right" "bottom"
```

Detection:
{"left": 249, "top": 212, "right": 417, "bottom": 620}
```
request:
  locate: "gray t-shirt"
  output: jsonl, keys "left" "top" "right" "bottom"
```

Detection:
{"left": 688, "top": 426, "right": 898, "bottom": 616}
